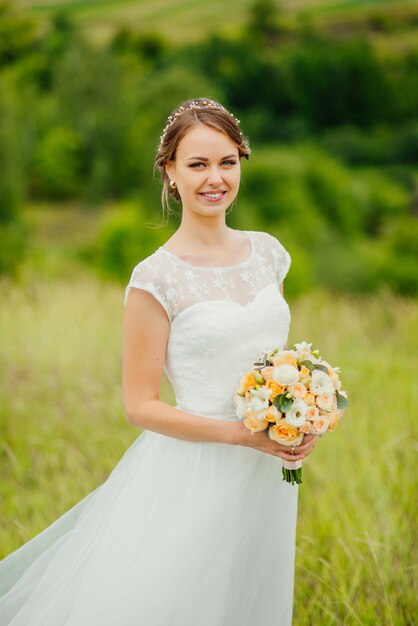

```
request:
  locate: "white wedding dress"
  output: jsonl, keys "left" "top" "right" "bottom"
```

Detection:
{"left": 0, "top": 230, "right": 298, "bottom": 626}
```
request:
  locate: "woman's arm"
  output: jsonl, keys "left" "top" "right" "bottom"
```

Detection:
{"left": 123, "top": 288, "right": 315, "bottom": 461}
{"left": 123, "top": 288, "right": 239, "bottom": 445}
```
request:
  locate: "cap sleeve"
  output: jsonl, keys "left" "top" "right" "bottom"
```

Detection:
{"left": 268, "top": 234, "right": 291, "bottom": 284}
{"left": 124, "top": 258, "right": 171, "bottom": 321}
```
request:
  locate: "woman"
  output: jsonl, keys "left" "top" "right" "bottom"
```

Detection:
{"left": 0, "top": 97, "right": 317, "bottom": 625}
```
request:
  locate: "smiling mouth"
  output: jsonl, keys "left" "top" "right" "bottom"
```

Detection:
{"left": 199, "top": 191, "right": 226, "bottom": 200}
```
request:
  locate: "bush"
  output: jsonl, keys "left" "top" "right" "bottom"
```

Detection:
{"left": 86, "top": 202, "right": 173, "bottom": 283}
{"left": 33, "top": 126, "right": 82, "bottom": 199}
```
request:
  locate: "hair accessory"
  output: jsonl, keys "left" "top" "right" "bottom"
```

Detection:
{"left": 159, "top": 100, "right": 242, "bottom": 147}
{"left": 169, "top": 180, "right": 177, "bottom": 189}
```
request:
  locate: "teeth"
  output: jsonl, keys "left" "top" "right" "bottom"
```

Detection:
{"left": 202, "top": 193, "right": 223, "bottom": 198}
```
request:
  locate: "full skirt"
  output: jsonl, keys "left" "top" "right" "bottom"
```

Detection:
{"left": 0, "top": 428, "right": 298, "bottom": 626}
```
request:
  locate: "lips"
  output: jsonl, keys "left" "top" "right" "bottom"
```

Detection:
{"left": 199, "top": 191, "right": 227, "bottom": 200}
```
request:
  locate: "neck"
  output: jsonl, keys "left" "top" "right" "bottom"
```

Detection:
{"left": 176, "top": 213, "right": 233, "bottom": 249}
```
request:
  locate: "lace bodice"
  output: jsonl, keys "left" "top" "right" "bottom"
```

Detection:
{"left": 124, "top": 230, "right": 292, "bottom": 419}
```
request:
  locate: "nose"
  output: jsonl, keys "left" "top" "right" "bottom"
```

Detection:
{"left": 206, "top": 166, "right": 224, "bottom": 186}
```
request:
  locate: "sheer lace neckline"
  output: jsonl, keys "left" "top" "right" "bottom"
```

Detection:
{"left": 157, "top": 230, "right": 254, "bottom": 271}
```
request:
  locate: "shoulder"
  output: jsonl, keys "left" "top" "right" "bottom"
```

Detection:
{"left": 248, "top": 230, "right": 290, "bottom": 256}
{"left": 247, "top": 230, "right": 291, "bottom": 282}
{"left": 124, "top": 249, "right": 173, "bottom": 318}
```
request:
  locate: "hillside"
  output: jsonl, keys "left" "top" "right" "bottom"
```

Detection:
{"left": 20, "top": 0, "right": 418, "bottom": 47}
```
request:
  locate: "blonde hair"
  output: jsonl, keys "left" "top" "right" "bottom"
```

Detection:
{"left": 154, "top": 98, "right": 251, "bottom": 219}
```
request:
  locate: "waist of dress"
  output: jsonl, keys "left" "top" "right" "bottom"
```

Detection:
{"left": 174, "top": 404, "right": 239, "bottom": 422}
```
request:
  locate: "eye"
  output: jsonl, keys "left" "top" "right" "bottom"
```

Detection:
{"left": 222, "top": 159, "right": 237, "bottom": 166}
{"left": 189, "top": 162, "right": 205, "bottom": 168}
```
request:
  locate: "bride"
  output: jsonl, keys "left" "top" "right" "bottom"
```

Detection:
{"left": 0, "top": 97, "right": 317, "bottom": 625}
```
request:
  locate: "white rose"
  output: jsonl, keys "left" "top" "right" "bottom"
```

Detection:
{"left": 285, "top": 398, "right": 308, "bottom": 427}
{"left": 246, "top": 387, "right": 270, "bottom": 412}
{"left": 234, "top": 395, "right": 248, "bottom": 420}
{"left": 310, "top": 369, "right": 334, "bottom": 395}
{"left": 272, "top": 365, "right": 299, "bottom": 386}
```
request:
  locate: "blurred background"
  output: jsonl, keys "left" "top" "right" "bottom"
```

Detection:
{"left": 1, "top": 1, "right": 417, "bottom": 623}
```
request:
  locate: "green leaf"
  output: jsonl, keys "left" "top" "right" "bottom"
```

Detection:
{"left": 272, "top": 395, "right": 282, "bottom": 411}
{"left": 313, "top": 364, "right": 329, "bottom": 373}
{"left": 336, "top": 391, "right": 349, "bottom": 408}
{"left": 278, "top": 393, "right": 293, "bottom": 413}
{"left": 302, "top": 360, "right": 328, "bottom": 373}
{"left": 301, "top": 360, "right": 315, "bottom": 371}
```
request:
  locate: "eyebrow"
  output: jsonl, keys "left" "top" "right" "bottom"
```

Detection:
{"left": 186, "top": 154, "right": 238, "bottom": 161}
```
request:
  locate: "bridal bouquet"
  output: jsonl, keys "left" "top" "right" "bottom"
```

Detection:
{"left": 234, "top": 342, "right": 348, "bottom": 485}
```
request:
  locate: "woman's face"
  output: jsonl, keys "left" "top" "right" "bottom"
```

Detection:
{"left": 165, "top": 123, "right": 241, "bottom": 217}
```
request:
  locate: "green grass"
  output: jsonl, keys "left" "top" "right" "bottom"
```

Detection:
{"left": 20, "top": 0, "right": 418, "bottom": 46}
{"left": 0, "top": 275, "right": 416, "bottom": 623}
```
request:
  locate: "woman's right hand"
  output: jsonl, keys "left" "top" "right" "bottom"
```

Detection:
{"left": 232, "top": 421, "right": 318, "bottom": 462}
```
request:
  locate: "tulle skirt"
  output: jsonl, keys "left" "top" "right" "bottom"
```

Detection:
{"left": 0, "top": 424, "right": 298, "bottom": 626}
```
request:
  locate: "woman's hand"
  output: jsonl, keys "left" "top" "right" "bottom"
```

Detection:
{"left": 233, "top": 422, "right": 318, "bottom": 462}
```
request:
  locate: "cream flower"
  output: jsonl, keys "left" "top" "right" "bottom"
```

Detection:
{"left": 234, "top": 395, "right": 248, "bottom": 420}
{"left": 272, "top": 364, "right": 299, "bottom": 386}
{"left": 285, "top": 398, "right": 308, "bottom": 427}
{"left": 246, "top": 387, "right": 270, "bottom": 413}
{"left": 294, "top": 341, "right": 313, "bottom": 362}
{"left": 310, "top": 370, "right": 334, "bottom": 395}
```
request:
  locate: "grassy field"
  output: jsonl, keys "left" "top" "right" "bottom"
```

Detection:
{"left": 20, "top": 0, "right": 418, "bottom": 46}
{"left": 0, "top": 274, "right": 416, "bottom": 624}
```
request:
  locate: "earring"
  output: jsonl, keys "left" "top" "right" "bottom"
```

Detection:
{"left": 169, "top": 180, "right": 177, "bottom": 190}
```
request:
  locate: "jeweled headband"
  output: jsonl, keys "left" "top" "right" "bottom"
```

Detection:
{"left": 159, "top": 99, "right": 242, "bottom": 147}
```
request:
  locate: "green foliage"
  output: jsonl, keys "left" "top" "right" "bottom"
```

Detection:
{"left": 33, "top": 126, "right": 82, "bottom": 199}
{"left": 0, "top": 77, "right": 28, "bottom": 274}
{"left": 0, "top": 2, "right": 416, "bottom": 294}
{"left": 0, "top": 1, "right": 39, "bottom": 66}
{"left": 87, "top": 202, "right": 172, "bottom": 282}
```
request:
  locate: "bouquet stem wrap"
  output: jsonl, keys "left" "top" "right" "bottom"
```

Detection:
{"left": 281, "top": 459, "right": 303, "bottom": 485}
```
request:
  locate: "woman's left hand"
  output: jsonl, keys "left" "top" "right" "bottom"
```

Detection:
{"left": 290, "top": 433, "right": 319, "bottom": 458}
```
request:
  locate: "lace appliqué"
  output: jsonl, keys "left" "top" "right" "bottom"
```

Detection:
{"left": 124, "top": 230, "right": 291, "bottom": 322}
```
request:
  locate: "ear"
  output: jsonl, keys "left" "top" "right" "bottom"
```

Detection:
{"left": 165, "top": 160, "right": 175, "bottom": 180}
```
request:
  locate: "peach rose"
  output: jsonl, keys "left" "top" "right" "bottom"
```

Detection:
{"left": 264, "top": 404, "right": 282, "bottom": 423}
{"left": 306, "top": 406, "right": 319, "bottom": 420}
{"left": 244, "top": 411, "right": 269, "bottom": 433}
{"left": 299, "top": 421, "right": 311, "bottom": 434}
{"left": 266, "top": 378, "right": 284, "bottom": 400}
{"left": 316, "top": 392, "right": 336, "bottom": 411}
{"left": 311, "top": 417, "right": 330, "bottom": 435}
{"left": 269, "top": 420, "right": 304, "bottom": 446}
{"left": 289, "top": 382, "right": 307, "bottom": 399}
{"left": 327, "top": 410, "right": 343, "bottom": 432}
{"left": 304, "top": 392, "right": 316, "bottom": 406}
{"left": 260, "top": 366, "right": 275, "bottom": 381}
